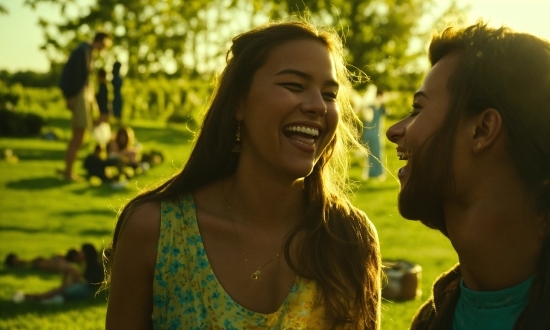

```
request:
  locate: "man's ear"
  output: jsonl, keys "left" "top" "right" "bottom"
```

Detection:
{"left": 472, "top": 108, "right": 502, "bottom": 152}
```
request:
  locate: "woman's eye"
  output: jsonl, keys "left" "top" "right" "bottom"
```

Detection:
{"left": 280, "top": 83, "right": 303, "bottom": 91}
{"left": 323, "top": 92, "right": 337, "bottom": 101}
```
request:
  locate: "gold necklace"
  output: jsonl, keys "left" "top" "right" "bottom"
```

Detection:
{"left": 222, "top": 181, "right": 281, "bottom": 280}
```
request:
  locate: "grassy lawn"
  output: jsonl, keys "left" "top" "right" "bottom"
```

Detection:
{"left": 0, "top": 115, "right": 456, "bottom": 329}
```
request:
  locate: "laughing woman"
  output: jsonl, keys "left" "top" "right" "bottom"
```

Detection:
{"left": 104, "top": 20, "right": 380, "bottom": 329}
{"left": 386, "top": 22, "right": 550, "bottom": 329}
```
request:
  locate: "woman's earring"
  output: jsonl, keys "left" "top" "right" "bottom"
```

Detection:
{"left": 476, "top": 142, "right": 481, "bottom": 149}
{"left": 232, "top": 121, "right": 242, "bottom": 153}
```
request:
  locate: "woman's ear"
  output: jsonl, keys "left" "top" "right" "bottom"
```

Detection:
{"left": 472, "top": 108, "right": 502, "bottom": 152}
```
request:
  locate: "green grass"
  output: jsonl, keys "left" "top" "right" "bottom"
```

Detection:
{"left": 0, "top": 115, "right": 457, "bottom": 329}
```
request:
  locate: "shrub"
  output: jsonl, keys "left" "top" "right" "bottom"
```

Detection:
{"left": 0, "top": 109, "right": 46, "bottom": 137}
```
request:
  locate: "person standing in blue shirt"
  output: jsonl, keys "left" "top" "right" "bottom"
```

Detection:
{"left": 360, "top": 88, "right": 388, "bottom": 181}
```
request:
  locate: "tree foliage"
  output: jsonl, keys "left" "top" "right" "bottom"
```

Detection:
{"left": 268, "top": 0, "right": 434, "bottom": 91}
{"left": 24, "top": 0, "right": 460, "bottom": 92}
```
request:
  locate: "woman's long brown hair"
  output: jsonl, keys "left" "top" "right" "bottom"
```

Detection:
{"left": 103, "top": 20, "right": 380, "bottom": 329}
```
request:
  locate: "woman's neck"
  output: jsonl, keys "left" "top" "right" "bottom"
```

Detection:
{"left": 226, "top": 169, "right": 306, "bottom": 231}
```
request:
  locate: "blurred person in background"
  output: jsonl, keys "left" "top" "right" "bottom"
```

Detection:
{"left": 360, "top": 88, "right": 388, "bottom": 181}
{"left": 111, "top": 61, "right": 124, "bottom": 125}
{"left": 57, "top": 31, "right": 111, "bottom": 181}
{"left": 14, "top": 243, "right": 103, "bottom": 304}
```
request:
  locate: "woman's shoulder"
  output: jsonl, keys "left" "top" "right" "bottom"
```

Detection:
{"left": 114, "top": 201, "right": 162, "bottom": 278}
{"left": 120, "top": 201, "right": 162, "bottom": 240}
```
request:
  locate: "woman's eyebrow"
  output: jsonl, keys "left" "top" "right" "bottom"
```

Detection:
{"left": 275, "top": 69, "right": 339, "bottom": 87}
{"left": 275, "top": 68, "right": 309, "bottom": 78}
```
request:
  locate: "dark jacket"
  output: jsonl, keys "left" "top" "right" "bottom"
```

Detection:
{"left": 96, "top": 82, "right": 109, "bottom": 114}
{"left": 59, "top": 42, "right": 91, "bottom": 99}
{"left": 411, "top": 263, "right": 550, "bottom": 330}
{"left": 410, "top": 264, "right": 461, "bottom": 330}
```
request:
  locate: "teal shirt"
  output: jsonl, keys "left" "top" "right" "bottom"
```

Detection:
{"left": 453, "top": 275, "right": 534, "bottom": 330}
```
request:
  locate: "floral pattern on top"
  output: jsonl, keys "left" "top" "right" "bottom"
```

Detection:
{"left": 152, "top": 194, "right": 326, "bottom": 329}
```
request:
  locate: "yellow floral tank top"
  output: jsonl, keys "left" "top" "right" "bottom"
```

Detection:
{"left": 152, "top": 194, "right": 326, "bottom": 329}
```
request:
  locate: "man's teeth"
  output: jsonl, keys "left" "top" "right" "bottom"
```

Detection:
{"left": 397, "top": 151, "right": 406, "bottom": 160}
{"left": 286, "top": 126, "right": 319, "bottom": 137}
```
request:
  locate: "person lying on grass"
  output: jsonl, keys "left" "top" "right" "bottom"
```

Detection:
{"left": 14, "top": 243, "right": 104, "bottom": 304}
{"left": 5, "top": 248, "right": 81, "bottom": 273}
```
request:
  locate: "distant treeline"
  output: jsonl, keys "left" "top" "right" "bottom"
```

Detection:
{"left": 0, "top": 73, "right": 211, "bottom": 128}
{"left": 0, "top": 64, "right": 62, "bottom": 88}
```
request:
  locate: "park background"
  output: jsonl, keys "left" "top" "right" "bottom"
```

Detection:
{"left": 1, "top": 0, "right": 549, "bottom": 329}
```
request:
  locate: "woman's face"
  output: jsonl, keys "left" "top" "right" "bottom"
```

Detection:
{"left": 237, "top": 39, "right": 340, "bottom": 180}
{"left": 386, "top": 54, "right": 459, "bottom": 215}
{"left": 117, "top": 131, "right": 128, "bottom": 145}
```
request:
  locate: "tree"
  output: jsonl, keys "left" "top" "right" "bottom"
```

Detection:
{"left": 263, "top": 0, "right": 431, "bottom": 92}
{"left": 24, "top": 0, "right": 462, "bottom": 90}
{"left": 24, "top": 0, "right": 262, "bottom": 79}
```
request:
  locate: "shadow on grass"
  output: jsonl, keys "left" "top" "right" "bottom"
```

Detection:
{"left": 79, "top": 228, "right": 114, "bottom": 236}
{"left": 132, "top": 125, "right": 194, "bottom": 145}
{"left": 0, "top": 223, "right": 91, "bottom": 235}
{"left": 6, "top": 176, "right": 141, "bottom": 196}
{"left": 13, "top": 148, "right": 65, "bottom": 161}
{"left": 56, "top": 209, "right": 117, "bottom": 218}
{"left": 0, "top": 268, "right": 59, "bottom": 280}
{"left": 6, "top": 177, "right": 70, "bottom": 190}
{"left": 45, "top": 117, "right": 71, "bottom": 128}
{"left": 0, "top": 225, "right": 54, "bottom": 234}
{"left": 0, "top": 294, "right": 107, "bottom": 319}
{"left": 0, "top": 224, "right": 114, "bottom": 238}
{"left": 69, "top": 183, "right": 135, "bottom": 196}
{"left": 354, "top": 182, "right": 399, "bottom": 193}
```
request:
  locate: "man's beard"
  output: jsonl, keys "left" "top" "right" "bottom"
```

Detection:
{"left": 397, "top": 150, "right": 450, "bottom": 236}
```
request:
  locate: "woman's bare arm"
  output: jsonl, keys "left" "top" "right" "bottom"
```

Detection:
{"left": 106, "top": 201, "right": 161, "bottom": 330}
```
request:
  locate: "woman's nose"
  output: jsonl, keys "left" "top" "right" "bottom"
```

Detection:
{"left": 386, "top": 120, "right": 405, "bottom": 143}
{"left": 300, "top": 92, "right": 327, "bottom": 116}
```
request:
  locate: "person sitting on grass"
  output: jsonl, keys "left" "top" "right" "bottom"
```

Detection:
{"left": 5, "top": 248, "right": 82, "bottom": 273}
{"left": 83, "top": 143, "right": 125, "bottom": 183}
{"left": 107, "top": 126, "right": 141, "bottom": 169}
{"left": 14, "top": 243, "right": 104, "bottom": 304}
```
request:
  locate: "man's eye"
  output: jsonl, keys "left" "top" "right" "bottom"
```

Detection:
{"left": 409, "top": 103, "right": 421, "bottom": 117}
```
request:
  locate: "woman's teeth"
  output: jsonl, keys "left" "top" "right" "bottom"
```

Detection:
{"left": 285, "top": 126, "right": 319, "bottom": 137}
